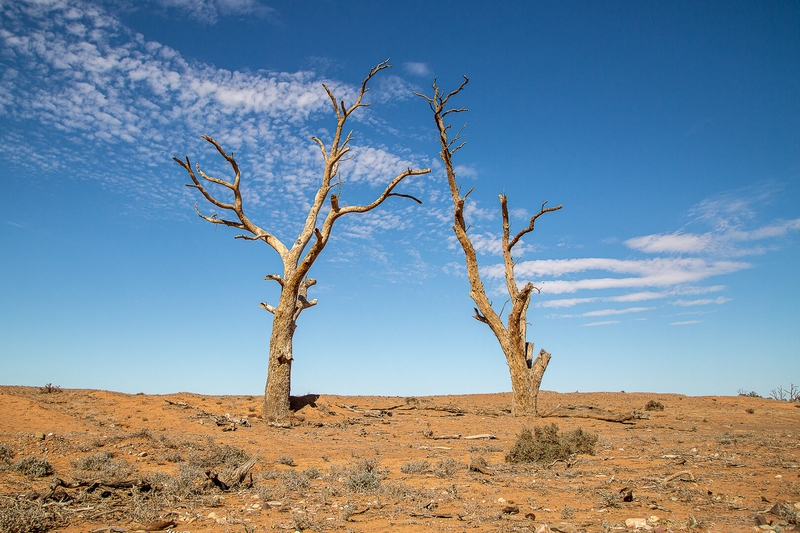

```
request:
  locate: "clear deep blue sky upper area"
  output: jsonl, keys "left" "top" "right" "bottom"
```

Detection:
{"left": 1, "top": 0, "right": 798, "bottom": 397}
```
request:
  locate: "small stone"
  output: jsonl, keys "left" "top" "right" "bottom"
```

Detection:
{"left": 497, "top": 497, "right": 506, "bottom": 504}
{"left": 502, "top": 505, "right": 519, "bottom": 514}
{"left": 759, "top": 525, "right": 774, "bottom": 531}
{"left": 550, "top": 522, "right": 578, "bottom": 533}
{"left": 525, "top": 512, "right": 536, "bottom": 520}
{"left": 647, "top": 516, "right": 660, "bottom": 524}
{"left": 535, "top": 526, "right": 552, "bottom": 533}
{"left": 34, "top": 432, "right": 45, "bottom": 440}
{"left": 625, "top": 518, "right": 648, "bottom": 529}
{"left": 137, "top": 451, "right": 148, "bottom": 457}
{"left": 207, "top": 512, "right": 220, "bottom": 520}
{"left": 775, "top": 475, "right": 782, "bottom": 479}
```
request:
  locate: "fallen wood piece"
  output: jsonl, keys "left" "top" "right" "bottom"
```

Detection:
{"left": 220, "top": 451, "right": 258, "bottom": 488}
{"left": 409, "top": 512, "right": 455, "bottom": 519}
{"left": 539, "top": 405, "right": 646, "bottom": 424}
{"left": 464, "top": 434, "right": 497, "bottom": 440}
{"left": 432, "top": 434, "right": 462, "bottom": 440}
{"left": 130, "top": 520, "right": 176, "bottom": 532}
{"left": 469, "top": 456, "right": 493, "bottom": 475}
{"left": 662, "top": 470, "right": 695, "bottom": 483}
{"left": 90, "top": 527, "right": 128, "bottom": 533}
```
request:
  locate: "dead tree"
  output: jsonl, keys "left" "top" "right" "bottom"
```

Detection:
{"left": 418, "top": 78, "right": 561, "bottom": 416}
{"left": 175, "top": 60, "right": 430, "bottom": 421}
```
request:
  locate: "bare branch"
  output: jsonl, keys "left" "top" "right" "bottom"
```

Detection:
{"left": 264, "top": 274, "right": 284, "bottom": 286}
{"left": 508, "top": 201, "right": 563, "bottom": 250}
{"left": 259, "top": 302, "right": 276, "bottom": 314}
{"left": 387, "top": 192, "right": 422, "bottom": 204}
{"left": 175, "top": 138, "right": 288, "bottom": 257}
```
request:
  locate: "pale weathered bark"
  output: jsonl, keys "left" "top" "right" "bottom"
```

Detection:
{"left": 418, "top": 78, "right": 561, "bottom": 416}
{"left": 175, "top": 60, "right": 430, "bottom": 421}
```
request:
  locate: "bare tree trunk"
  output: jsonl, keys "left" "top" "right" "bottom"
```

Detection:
{"left": 418, "top": 78, "right": 560, "bottom": 417}
{"left": 176, "top": 61, "right": 430, "bottom": 422}
{"left": 262, "top": 306, "right": 294, "bottom": 421}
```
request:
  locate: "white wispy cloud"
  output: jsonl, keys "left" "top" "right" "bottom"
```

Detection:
{"left": 582, "top": 320, "right": 619, "bottom": 327}
{"left": 0, "top": 0, "right": 430, "bottom": 244}
{"left": 403, "top": 62, "right": 431, "bottom": 77}
{"left": 152, "top": 0, "right": 275, "bottom": 25}
{"left": 625, "top": 188, "right": 800, "bottom": 257}
{"left": 670, "top": 297, "right": 731, "bottom": 306}
{"left": 670, "top": 320, "right": 701, "bottom": 326}
{"left": 482, "top": 257, "right": 749, "bottom": 295}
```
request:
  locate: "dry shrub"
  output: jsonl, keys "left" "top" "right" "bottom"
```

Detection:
{"left": 345, "top": 458, "right": 385, "bottom": 493}
{"left": 71, "top": 452, "right": 133, "bottom": 480}
{"left": 505, "top": 423, "right": 597, "bottom": 464}
{"left": 277, "top": 455, "right": 295, "bottom": 466}
{"left": 0, "top": 443, "right": 14, "bottom": 463}
{"left": 645, "top": 400, "right": 665, "bottom": 411}
{"left": 433, "top": 457, "right": 461, "bottom": 478}
{"left": 400, "top": 459, "right": 429, "bottom": 474}
{"left": 188, "top": 438, "right": 249, "bottom": 469}
{"left": 14, "top": 457, "right": 53, "bottom": 478}
{"left": 0, "top": 497, "right": 58, "bottom": 533}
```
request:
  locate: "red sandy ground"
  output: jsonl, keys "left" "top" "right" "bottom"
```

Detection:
{"left": 1, "top": 386, "right": 799, "bottom": 533}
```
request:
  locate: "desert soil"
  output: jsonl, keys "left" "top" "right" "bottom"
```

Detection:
{"left": 1, "top": 385, "right": 799, "bottom": 533}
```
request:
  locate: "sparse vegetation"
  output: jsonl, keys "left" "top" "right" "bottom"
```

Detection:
{"left": 400, "top": 459, "right": 430, "bottom": 474}
{"left": 505, "top": 423, "right": 598, "bottom": 464}
{"left": 0, "top": 497, "right": 58, "bottom": 533}
{"left": 737, "top": 389, "right": 762, "bottom": 398}
{"left": 71, "top": 452, "right": 133, "bottom": 480}
{"left": 769, "top": 383, "right": 800, "bottom": 402}
{"left": 39, "top": 383, "right": 61, "bottom": 394}
{"left": 434, "top": 457, "right": 462, "bottom": 478}
{"left": 14, "top": 456, "right": 53, "bottom": 478}
{"left": 344, "top": 458, "right": 385, "bottom": 493}
{"left": 644, "top": 399, "right": 665, "bottom": 411}
{"left": 277, "top": 455, "right": 295, "bottom": 466}
{"left": 0, "top": 443, "right": 14, "bottom": 464}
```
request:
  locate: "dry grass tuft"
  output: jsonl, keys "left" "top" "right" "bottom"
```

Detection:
{"left": 505, "top": 423, "right": 597, "bottom": 464}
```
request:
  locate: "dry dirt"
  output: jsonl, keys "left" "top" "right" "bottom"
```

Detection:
{"left": 1, "top": 385, "right": 799, "bottom": 533}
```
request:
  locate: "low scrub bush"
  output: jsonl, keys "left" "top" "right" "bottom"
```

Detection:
{"left": 505, "top": 423, "right": 597, "bottom": 464}
{"left": 645, "top": 400, "right": 664, "bottom": 411}
{"left": 71, "top": 452, "right": 133, "bottom": 480}
{"left": 0, "top": 443, "right": 14, "bottom": 463}
{"left": 345, "top": 458, "right": 386, "bottom": 493}
{"left": 14, "top": 457, "right": 53, "bottom": 478}
{"left": 0, "top": 497, "right": 57, "bottom": 533}
{"left": 400, "top": 460, "right": 429, "bottom": 474}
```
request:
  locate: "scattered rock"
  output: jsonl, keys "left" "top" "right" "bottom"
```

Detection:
{"left": 34, "top": 432, "right": 45, "bottom": 440}
{"left": 535, "top": 525, "right": 552, "bottom": 533}
{"left": 622, "top": 489, "right": 634, "bottom": 502}
{"left": 550, "top": 522, "right": 578, "bottom": 533}
{"left": 625, "top": 517, "right": 648, "bottom": 529}
{"left": 137, "top": 451, "right": 148, "bottom": 457}
{"left": 502, "top": 505, "right": 519, "bottom": 514}
{"left": 525, "top": 512, "right": 536, "bottom": 520}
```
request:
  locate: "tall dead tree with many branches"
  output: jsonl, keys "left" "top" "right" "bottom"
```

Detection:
{"left": 175, "top": 61, "right": 430, "bottom": 421}
{"left": 418, "top": 78, "right": 562, "bottom": 416}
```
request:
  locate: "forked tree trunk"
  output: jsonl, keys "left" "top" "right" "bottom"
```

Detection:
{"left": 418, "top": 78, "right": 561, "bottom": 417}
{"left": 177, "top": 63, "right": 430, "bottom": 422}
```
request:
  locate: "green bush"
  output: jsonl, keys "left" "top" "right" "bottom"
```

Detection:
{"left": 505, "top": 423, "right": 597, "bottom": 464}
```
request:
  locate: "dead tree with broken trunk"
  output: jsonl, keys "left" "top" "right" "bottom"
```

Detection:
{"left": 418, "top": 78, "right": 561, "bottom": 416}
{"left": 175, "top": 61, "right": 430, "bottom": 421}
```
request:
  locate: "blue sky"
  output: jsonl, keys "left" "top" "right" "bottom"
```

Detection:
{"left": 1, "top": 0, "right": 798, "bottom": 398}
